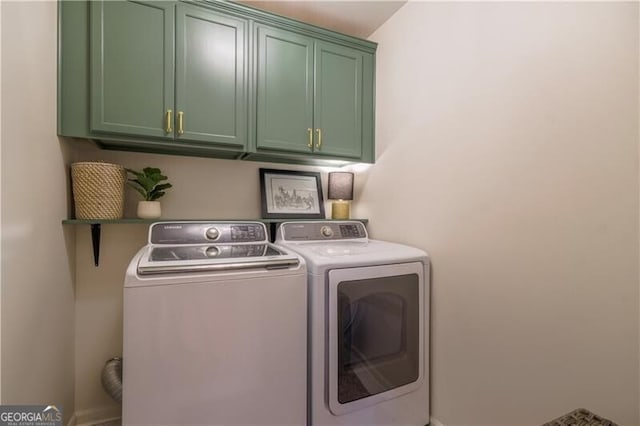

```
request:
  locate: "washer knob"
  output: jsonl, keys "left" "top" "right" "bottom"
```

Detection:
{"left": 205, "top": 246, "right": 220, "bottom": 257}
{"left": 321, "top": 226, "right": 334, "bottom": 238}
{"left": 205, "top": 227, "right": 220, "bottom": 240}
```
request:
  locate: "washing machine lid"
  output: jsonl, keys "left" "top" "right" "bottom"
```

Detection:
{"left": 137, "top": 243, "right": 300, "bottom": 275}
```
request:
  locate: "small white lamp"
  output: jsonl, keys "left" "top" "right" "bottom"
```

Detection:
{"left": 328, "top": 172, "right": 354, "bottom": 220}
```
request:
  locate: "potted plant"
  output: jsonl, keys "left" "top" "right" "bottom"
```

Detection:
{"left": 126, "top": 167, "right": 172, "bottom": 219}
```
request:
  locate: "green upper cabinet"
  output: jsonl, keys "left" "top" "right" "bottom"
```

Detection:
{"left": 256, "top": 26, "right": 314, "bottom": 154}
{"left": 254, "top": 24, "right": 374, "bottom": 162}
{"left": 89, "top": 1, "right": 246, "bottom": 148}
{"left": 314, "top": 41, "right": 363, "bottom": 159}
{"left": 175, "top": 4, "right": 247, "bottom": 146}
{"left": 59, "top": 0, "right": 375, "bottom": 164}
{"left": 90, "top": 1, "right": 175, "bottom": 138}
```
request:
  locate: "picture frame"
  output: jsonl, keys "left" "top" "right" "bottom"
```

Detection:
{"left": 260, "top": 168, "right": 326, "bottom": 219}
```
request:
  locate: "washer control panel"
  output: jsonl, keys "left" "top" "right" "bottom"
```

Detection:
{"left": 150, "top": 222, "right": 267, "bottom": 244}
{"left": 279, "top": 221, "right": 367, "bottom": 241}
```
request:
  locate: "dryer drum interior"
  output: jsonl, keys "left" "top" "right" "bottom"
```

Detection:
{"left": 337, "top": 273, "right": 421, "bottom": 404}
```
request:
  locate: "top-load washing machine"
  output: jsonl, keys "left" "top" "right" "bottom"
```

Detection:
{"left": 276, "top": 221, "right": 430, "bottom": 426}
{"left": 123, "top": 221, "right": 307, "bottom": 426}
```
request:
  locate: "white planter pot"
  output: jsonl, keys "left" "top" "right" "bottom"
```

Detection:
{"left": 137, "top": 201, "right": 162, "bottom": 219}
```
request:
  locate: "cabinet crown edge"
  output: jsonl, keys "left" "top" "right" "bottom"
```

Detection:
{"left": 194, "top": 0, "right": 378, "bottom": 53}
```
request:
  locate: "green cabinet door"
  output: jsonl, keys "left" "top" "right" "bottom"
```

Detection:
{"left": 175, "top": 4, "right": 247, "bottom": 147}
{"left": 256, "top": 26, "right": 314, "bottom": 154}
{"left": 313, "top": 42, "right": 363, "bottom": 159}
{"left": 90, "top": 1, "right": 175, "bottom": 138}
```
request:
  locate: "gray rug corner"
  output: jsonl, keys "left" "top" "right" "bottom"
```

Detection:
{"left": 542, "top": 408, "right": 619, "bottom": 426}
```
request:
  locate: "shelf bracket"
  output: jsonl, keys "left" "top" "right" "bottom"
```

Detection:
{"left": 91, "top": 224, "right": 101, "bottom": 267}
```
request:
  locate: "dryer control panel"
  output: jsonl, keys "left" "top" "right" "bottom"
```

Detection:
{"left": 278, "top": 221, "right": 368, "bottom": 241}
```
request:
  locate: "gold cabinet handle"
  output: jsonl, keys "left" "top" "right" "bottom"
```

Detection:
{"left": 165, "top": 109, "right": 173, "bottom": 133}
{"left": 177, "top": 111, "right": 184, "bottom": 135}
{"left": 315, "top": 128, "right": 322, "bottom": 149}
{"left": 307, "top": 128, "right": 313, "bottom": 149}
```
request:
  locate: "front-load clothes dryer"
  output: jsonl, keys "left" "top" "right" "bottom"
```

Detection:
{"left": 276, "top": 221, "right": 430, "bottom": 426}
{"left": 123, "top": 221, "right": 307, "bottom": 426}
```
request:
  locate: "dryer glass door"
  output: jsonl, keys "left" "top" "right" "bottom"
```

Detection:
{"left": 328, "top": 261, "right": 426, "bottom": 416}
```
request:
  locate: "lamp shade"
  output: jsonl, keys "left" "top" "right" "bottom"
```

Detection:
{"left": 328, "top": 172, "right": 354, "bottom": 201}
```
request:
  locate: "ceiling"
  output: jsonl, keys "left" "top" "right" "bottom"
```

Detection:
{"left": 239, "top": 1, "right": 407, "bottom": 39}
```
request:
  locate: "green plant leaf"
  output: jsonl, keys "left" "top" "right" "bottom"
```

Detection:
{"left": 153, "top": 183, "right": 172, "bottom": 191}
{"left": 143, "top": 167, "right": 162, "bottom": 176}
{"left": 147, "top": 173, "right": 167, "bottom": 184}
{"left": 126, "top": 167, "right": 170, "bottom": 201}
{"left": 149, "top": 191, "right": 165, "bottom": 201}
{"left": 126, "top": 169, "right": 145, "bottom": 180}
{"left": 148, "top": 187, "right": 168, "bottom": 200}
{"left": 135, "top": 176, "right": 156, "bottom": 192}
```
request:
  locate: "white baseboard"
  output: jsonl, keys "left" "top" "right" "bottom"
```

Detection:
{"left": 71, "top": 406, "right": 121, "bottom": 426}
{"left": 430, "top": 417, "right": 445, "bottom": 426}
{"left": 69, "top": 408, "right": 438, "bottom": 426}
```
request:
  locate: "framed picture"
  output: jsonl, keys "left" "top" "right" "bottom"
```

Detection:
{"left": 260, "top": 168, "right": 326, "bottom": 219}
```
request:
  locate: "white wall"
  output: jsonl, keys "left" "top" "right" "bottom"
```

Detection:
{"left": 69, "top": 142, "right": 346, "bottom": 416}
{"left": 361, "top": 2, "right": 639, "bottom": 425}
{"left": 1, "top": 1, "right": 76, "bottom": 423}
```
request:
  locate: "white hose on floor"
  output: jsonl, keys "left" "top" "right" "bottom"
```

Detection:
{"left": 101, "top": 357, "right": 123, "bottom": 403}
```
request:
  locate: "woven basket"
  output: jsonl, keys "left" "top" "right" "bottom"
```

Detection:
{"left": 71, "top": 162, "right": 126, "bottom": 219}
